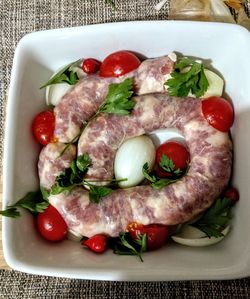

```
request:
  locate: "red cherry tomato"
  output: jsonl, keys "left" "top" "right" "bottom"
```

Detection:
{"left": 127, "top": 222, "right": 169, "bottom": 251}
{"left": 224, "top": 187, "right": 239, "bottom": 204}
{"left": 127, "top": 222, "right": 145, "bottom": 240}
{"left": 99, "top": 51, "right": 141, "bottom": 77}
{"left": 32, "top": 110, "right": 55, "bottom": 145}
{"left": 83, "top": 234, "right": 107, "bottom": 253}
{"left": 155, "top": 141, "right": 190, "bottom": 177}
{"left": 202, "top": 96, "right": 234, "bottom": 132}
{"left": 37, "top": 205, "right": 68, "bottom": 241}
{"left": 82, "top": 58, "right": 101, "bottom": 74}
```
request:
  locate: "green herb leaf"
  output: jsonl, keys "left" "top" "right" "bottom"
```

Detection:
{"left": 134, "top": 233, "right": 147, "bottom": 252}
{"left": 71, "top": 79, "right": 134, "bottom": 141}
{"left": 88, "top": 185, "right": 113, "bottom": 204}
{"left": 0, "top": 190, "right": 49, "bottom": 218}
{"left": 142, "top": 163, "right": 157, "bottom": 183}
{"left": 160, "top": 154, "right": 174, "bottom": 172}
{"left": 113, "top": 232, "right": 146, "bottom": 262}
{"left": 165, "top": 57, "right": 209, "bottom": 98}
{"left": 142, "top": 163, "right": 179, "bottom": 190}
{"left": 11, "top": 191, "right": 49, "bottom": 213}
{"left": 50, "top": 153, "right": 118, "bottom": 203}
{"left": 58, "top": 124, "right": 87, "bottom": 158}
{"left": 50, "top": 182, "right": 76, "bottom": 195}
{"left": 159, "top": 154, "right": 182, "bottom": 176}
{"left": 40, "top": 59, "right": 82, "bottom": 89}
{"left": 76, "top": 154, "right": 92, "bottom": 172}
{"left": 194, "top": 225, "right": 225, "bottom": 238}
{"left": 51, "top": 153, "right": 92, "bottom": 195}
{"left": 192, "top": 197, "right": 232, "bottom": 238}
{"left": 40, "top": 186, "right": 50, "bottom": 200}
{"left": 151, "top": 178, "right": 177, "bottom": 190}
{"left": 57, "top": 168, "right": 78, "bottom": 187}
{"left": 69, "top": 70, "right": 78, "bottom": 85}
{"left": 0, "top": 207, "right": 20, "bottom": 218}
{"left": 99, "top": 78, "right": 135, "bottom": 115}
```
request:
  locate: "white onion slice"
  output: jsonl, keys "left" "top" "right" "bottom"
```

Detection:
{"left": 171, "top": 225, "right": 230, "bottom": 247}
{"left": 175, "top": 224, "right": 207, "bottom": 239}
{"left": 202, "top": 69, "right": 224, "bottom": 98}
{"left": 46, "top": 82, "right": 72, "bottom": 106}
{"left": 167, "top": 65, "right": 224, "bottom": 99}
{"left": 45, "top": 62, "right": 85, "bottom": 106}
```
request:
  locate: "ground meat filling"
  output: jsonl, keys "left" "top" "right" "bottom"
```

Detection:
{"left": 48, "top": 94, "right": 232, "bottom": 237}
{"left": 38, "top": 143, "right": 76, "bottom": 190}
{"left": 54, "top": 55, "right": 175, "bottom": 143}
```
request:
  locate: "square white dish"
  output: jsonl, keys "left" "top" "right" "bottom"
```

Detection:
{"left": 2, "top": 20, "right": 250, "bottom": 281}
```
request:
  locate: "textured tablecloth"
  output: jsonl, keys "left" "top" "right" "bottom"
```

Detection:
{"left": 1, "top": 0, "right": 250, "bottom": 298}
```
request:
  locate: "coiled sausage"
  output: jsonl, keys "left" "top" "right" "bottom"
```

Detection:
{"left": 54, "top": 55, "right": 175, "bottom": 143}
{"left": 38, "top": 143, "right": 76, "bottom": 190}
{"left": 49, "top": 94, "right": 232, "bottom": 237}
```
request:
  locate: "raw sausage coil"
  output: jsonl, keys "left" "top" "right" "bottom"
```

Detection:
{"left": 54, "top": 55, "right": 175, "bottom": 143}
{"left": 38, "top": 143, "right": 76, "bottom": 190}
{"left": 39, "top": 55, "right": 175, "bottom": 189}
{"left": 49, "top": 94, "right": 232, "bottom": 237}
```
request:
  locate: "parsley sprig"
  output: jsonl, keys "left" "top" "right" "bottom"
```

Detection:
{"left": 40, "top": 59, "right": 82, "bottom": 89}
{"left": 112, "top": 232, "right": 147, "bottom": 262}
{"left": 142, "top": 154, "right": 184, "bottom": 190}
{"left": 192, "top": 197, "right": 233, "bottom": 238}
{"left": 165, "top": 57, "right": 209, "bottom": 97}
{"left": 87, "top": 184, "right": 113, "bottom": 204}
{"left": 50, "top": 153, "right": 126, "bottom": 204}
{"left": 159, "top": 154, "right": 182, "bottom": 176}
{"left": 96, "top": 77, "right": 135, "bottom": 116}
{"left": 59, "top": 124, "right": 86, "bottom": 158}
{"left": 142, "top": 163, "right": 178, "bottom": 190}
{"left": 60, "top": 78, "right": 135, "bottom": 156}
{"left": 0, "top": 190, "right": 49, "bottom": 218}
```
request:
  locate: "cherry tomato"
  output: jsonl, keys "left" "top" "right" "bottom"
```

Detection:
{"left": 127, "top": 222, "right": 145, "bottom": 240}
{"left": 32, "top": 110, "right": 55, "bottom": 145}
{"left": 37, "top": 205, "right": 68, "bottom": 241}
{"left": 82, "top": 58, "right": 101, "bottom": 74}
{"left": 155, "top": 141, "right": 190, "bottom": 177}
{"left": 83, "top": 234, "right": 107, "bottom": 253}
{"left": 99, "top": 51, "right": 141, "bottom": 77}
{"left": 202, "top": 96, "right": 234, "bottom": 132}
{"left": 127, "top": 222, "right": 169, "bottom": 251}
{"left": 224, "top": 187, "right": 239, "bottom": 204}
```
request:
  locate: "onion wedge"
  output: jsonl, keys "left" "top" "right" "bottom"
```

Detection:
{"left": 202, "top": 69, "right": 224, "bottom": 98}
{"left": 46, "top": 63, "right": 85, "bottom": 106}
{"left": 171, "top": 225, "right": 230, "bottom": 247}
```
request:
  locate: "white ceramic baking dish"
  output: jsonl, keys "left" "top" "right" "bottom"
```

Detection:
{"left": 2, "top": 21, "right": 250, "bottom": 280}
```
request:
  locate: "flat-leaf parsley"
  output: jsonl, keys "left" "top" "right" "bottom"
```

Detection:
{"left": 165, "top": 57, "right": 209, "bottom": 98}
